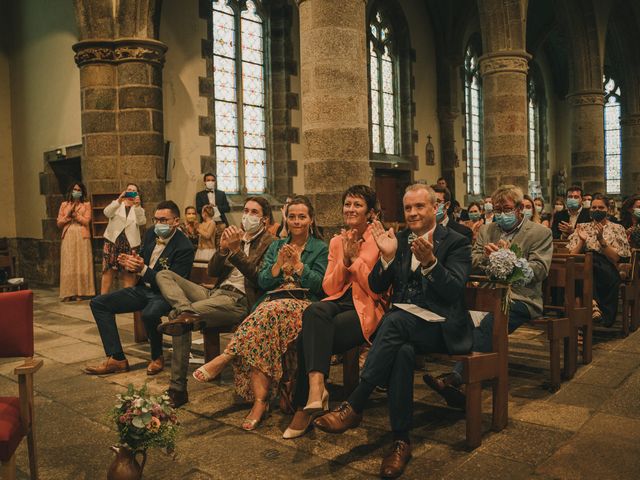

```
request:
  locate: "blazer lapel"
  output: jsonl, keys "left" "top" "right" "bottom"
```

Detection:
{"left": 399, "top": 232, "right": 412, "bottom": 277}
{"left": 432, "top": 225, "right": 447, "bottom": 255}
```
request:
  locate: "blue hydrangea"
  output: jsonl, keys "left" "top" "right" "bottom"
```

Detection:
{"left": 513, "top": 257, "right": 534, "bottom": 286}
{"left": 486, "top": 249, "right": 518, "bottom": 281}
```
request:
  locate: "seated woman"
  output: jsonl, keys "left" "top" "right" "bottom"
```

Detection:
{"left": 195, "top": 204, "right": 216, "bottom": 263}
{"left": 192, "top": 195, "right": 328, "bottom": 430}
{"left": 568, "top": 194, "right": 631, "bottom": 327}
{"left": 179, "top": 205, "right": 200, "bottom": 251}
{"left": 534, "top": 197, "right": 551, "bottom": 228}
{"left": 462, "top": 201, "right": 484, "bottom": 242}
{"left": 283, "top": 185, "right": 386, "bottom": 439}
{"left": 620, "top": 194, "right": 640, "bottom": 248}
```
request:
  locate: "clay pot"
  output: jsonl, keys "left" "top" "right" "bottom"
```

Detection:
{"left": 107, "top": 445, "right": 147, "bottom": 480}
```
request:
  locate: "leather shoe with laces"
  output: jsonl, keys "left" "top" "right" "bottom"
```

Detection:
{"left": 313, "top": 402, "right": 362, "bottom": 434}
{"left": 167, "top": 388, "right": 189, "bottom": 408}
{"left": 423, "top": 373, "right": 466, "bottom": 410}
{"left": 84, "top": 357, "right": 130, "bottom": 375}
{"left": 380, "top": 440, "right": 412, "bottom": 478}
{"left": 146, "top": 356, "right": 165, "bottom": 375}
{"left": 157, "top": 311, "right": 202, "bottom": 336}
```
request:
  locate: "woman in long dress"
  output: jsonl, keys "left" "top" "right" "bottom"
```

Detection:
{"left": 57, "top": 182, "right": 95, "bottom": 301}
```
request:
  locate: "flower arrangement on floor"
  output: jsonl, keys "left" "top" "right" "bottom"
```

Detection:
{"left": 484, "top": 243, "right": 534, "bottom": 314}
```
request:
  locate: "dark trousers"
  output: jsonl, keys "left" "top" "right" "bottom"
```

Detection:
{"left": 357, "top": 308, "right": 448, "bottom": 432}
{"left": 90, "top": 285, "right": 170, "bottom": 360}
{"left": 593, "top": 252, "right": 621, "bottom": 326}
{"left": 293, "top": 295, "right": 365, "bottom": 407}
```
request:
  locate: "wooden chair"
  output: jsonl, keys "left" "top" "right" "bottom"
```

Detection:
{"left": 0, "top": 290, "right": 43, "bottom": 480}
{"left": 620, "top": 249, "right": 640, "bottom": 336}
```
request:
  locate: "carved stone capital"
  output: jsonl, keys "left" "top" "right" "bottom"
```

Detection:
{"left": 566, "top": 90, "right": 604, "bottom": 107}
{"left": 479, "top": 51, "right": 531, "bottom": 76}
{"left": 73, "top": 39, "right": 168, "bottom": 67}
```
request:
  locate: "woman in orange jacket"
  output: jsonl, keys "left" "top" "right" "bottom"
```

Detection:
{"left": 283, "top": 184, "right": 387, "bottom": 439}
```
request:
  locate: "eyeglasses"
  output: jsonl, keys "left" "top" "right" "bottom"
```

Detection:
{"left": 492, "top": 207, "right": 516, "bottom": 214}
{"left": 152, "top": 217, "right": 176, "bottom": 225}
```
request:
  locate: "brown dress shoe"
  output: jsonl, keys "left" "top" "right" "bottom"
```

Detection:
{"left": 84, "top": 357, "right": 130, "bottom": 375}
{"left": 380, "top": 440, "right": 412, "bottom": 478}
{"left": 423, "top": 373, "right": 466, "bottom": 410}
{"left": 313, "top": 402, "right": 362, "bottom": 434}
{"left": 157, "top": 311, "right": 202, "bottom": 336}
{"left": 167, "top": 388, "right": 188, "bottom": 408}
{"left": 147, "top": 356, "right": 165, "bottom": 376}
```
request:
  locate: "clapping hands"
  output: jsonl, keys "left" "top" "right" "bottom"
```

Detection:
{"left": 341, "top": 229, "right": 363, "bottom": 267}
{"left": 371, "top": 220, "right": 398, "bottom": 262}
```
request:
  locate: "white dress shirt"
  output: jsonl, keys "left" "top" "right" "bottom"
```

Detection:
{"left": 381, "top": 225, "right": 439, "bottom": 275}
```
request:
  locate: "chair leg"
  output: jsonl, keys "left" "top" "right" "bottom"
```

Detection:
{"left": 203, "top": 329, "right": 221, "bottom": 363}
{"left": 0, "top": 453, "right": 17, "bottom": 480}
{"left": 27, "top": 426, "right": 38, "bottom": 480}
{"left": 621, "top": 287, "right": 630, "bottom": 337}
{"left": 581, "top": 320, "right": 593, "bottom": 365}
{"left": 549, "top": 336, "right": 561, "bottom": 392}
{"left": 562, "top": 336, "right": 575, "bottom": 380}
{"left": 342, "top": 347, "right": 360, "bottom": 396}
{"left": 133, "top": 311, "right": 148, "bottom": 343}
{"left": 465, "top": 381, "right": 482, "bottom": 450}
{"left": 631, "top": 296, "right": 640, "bottom": 332}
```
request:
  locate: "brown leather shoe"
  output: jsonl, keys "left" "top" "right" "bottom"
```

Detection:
{"left": 423, "top": 373, "right": 466, "bottom": 410}
{"left": 157, "top": 311, "right": 202, "bottom": 336}
{"left": 84, "top": 357, "right": 130, "bottom": 375}
{"left": 380, "top": 440, "right": 412, "bottom": 478}
{"left": 313, "top": 402, "right": 362, "bottom": 434}
{"left": 147, "top": 356, "right": 165, "bottom": 376}
{"left": 167, "top": 388, "right": 188, "bottom": 408}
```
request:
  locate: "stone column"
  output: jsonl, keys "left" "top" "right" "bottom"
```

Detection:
{"left": 298, "top": 0, "right": 370, "bottom": 226}
{"left": 567, "top": 90, "right": 605, "bottom": 193}
{"left": 438, "top": 108, "right": 458, "bottom": 196}
{"left": 73, "top": 39, "right": 167, "bottom": 211}
{"left": 479, "top": 51, "right": 530, "bottom": 195}
{"left": 621, "top": 114, "right": 640, "bottom": 195}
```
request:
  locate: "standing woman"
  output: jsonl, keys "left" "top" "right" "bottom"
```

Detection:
{"left": 195, "top": 204, "right": 216, "bottom": 262}
{"left": 283, "top": 185, "right": 386, "bottom": 439}
{"left": 534, "top": 197, "right": 552, "bottom": 228}
{"left": 192, "top": 196, "right": 328, "bottom": 430}
{"left": 57, "top": 183, "right": 95, "bottom": 301}
{"left": 101, "top": 184, "right": 146, "bottom": 293}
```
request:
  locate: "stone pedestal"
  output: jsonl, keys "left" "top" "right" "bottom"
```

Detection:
{"left": 73, "top": 39, "right": 167, "bottom": 212}
{"left": 479, "top": 51, "right": 530, "bottom": 195}
{"left": 621, "top": 114, "right": 640, "bottom": 195}
{"left": 298, "top": 0, "right": 370, "bottom": 226}
{"left": 567, "top": 90, "right": 605, "bottom": 193}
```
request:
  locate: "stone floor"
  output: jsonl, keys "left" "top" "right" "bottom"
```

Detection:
{"left": 2, "top": 288, "right": 640, "bottom": 479}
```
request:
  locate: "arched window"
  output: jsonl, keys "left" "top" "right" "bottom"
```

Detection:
{"left": 463, "top": 43, "right": 482, "bottom": 195}
{"left": 603, "top": 75, "right": 622, "bottom": 195}
{"left": 528, "top": 78, "right": 539, "bottom": 185}
{"left": 369, "top": 10, "right": 398, "bottom": 155}
{"left": 211, "top": 0, "right": 267, "bottom": 194}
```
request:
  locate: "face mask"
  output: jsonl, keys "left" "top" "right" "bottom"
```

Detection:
{"left": 535, "top": 205, "right": 543, "bottom": 213}
{"left": 496, "top": 212, "right": 518, "bottom": 231}
{"left": 634, "top": 208, "right": 640, "bottom": 219}
{"left": 484, "top": 203, "right": 493, "bottom": 213}
{"left": 242, "top": 214, "right": 262, "bottom": 234}
{"left": 590, "top": 210, "right": 607, "bottom": 222}
{"left": 469, "top": 212, "right": 481, "bottom": 221}
{"left": 154, "top": 223, "right": 172, "bottom": 238}
{"left": 205, "top": 181, "right": 216, "bottom": 191}
{"left": 523, "top": 208, "right": 533, "bottom": 220}
{"left": 71, "top": 191, "right": 82, "bottom": 200}
{"left": 436, "top": 203, "right": 446, "bottom": 223}
{"left": 583, "top": 200, "right": 591, "bottom": 209}
{"left": 186, "top": 214, "right": 197, "bottom": 222}
{"left": 567, "top": 198, "right": 580, "bottom": 210}
{"left": 555, "top": 204, "right": 564, "bottom": 212}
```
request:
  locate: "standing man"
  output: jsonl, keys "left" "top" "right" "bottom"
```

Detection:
{"left": 551, "top": 186, "right": 591, "bottom": 239}
{"left": 85, "top": 200, "right": 195, "bottom": 376}
{"left": 195, "top": 172, "right": 230, "bottom": 226}
{"left": 313, "top": 184, "right": 473, "bottom": 478}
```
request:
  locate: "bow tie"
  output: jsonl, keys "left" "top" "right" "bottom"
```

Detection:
{"left": 408, "top": 233, "right": 418, "bottom": 245}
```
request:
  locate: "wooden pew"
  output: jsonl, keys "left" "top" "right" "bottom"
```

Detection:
{"left": 620, "top": 249, "right": 640, "bottom": 335}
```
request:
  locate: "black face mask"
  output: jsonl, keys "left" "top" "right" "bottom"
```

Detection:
{"left": 590, "top": 210, "right": 607, "bottom": 222}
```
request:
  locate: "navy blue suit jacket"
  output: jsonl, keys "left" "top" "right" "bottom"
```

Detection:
{"left": 138, "top": 228, "right": 195, "bottom": 292}
{"left": 368, "top": 225, "right": 473, "bottom": 355}
{"left": 195, "top": 189, "right": 230, "bottom": 225}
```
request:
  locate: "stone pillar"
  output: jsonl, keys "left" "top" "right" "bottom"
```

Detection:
{"left": 438, "top": 108, "right": 458, "bottom": 196}
{"left": 567, "top": 90, "right": 605, "bottom": 193}
{"left": 298, "top": 0, "right": 370, "bottom": 226}
{"left": 621, "top": 114, "right": 640, "bottom": 195}
{"left": 479, "top": 51, "right": 530, "bottom": 195}
{"left": 73, "top": 39, "right": 167, "bottom": 211}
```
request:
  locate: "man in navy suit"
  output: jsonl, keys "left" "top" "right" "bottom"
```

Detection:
{"left": 195, "top": 172, "right": 230, "bottom": 225}
{"left": 314, "top": 184, "right": 472, "bottom": 478}
{"left": 85, "top": 200, "right": 195, "bottom": 376}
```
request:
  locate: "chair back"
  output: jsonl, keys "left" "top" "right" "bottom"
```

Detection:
{"left": 543, "top": 256, "right": 576, "bottom": 313}
{"left": 465, "top": 283, "right": 507, "bottom": 356}
{"left": 0, "top": 290, "right": 34, "bottom": 358}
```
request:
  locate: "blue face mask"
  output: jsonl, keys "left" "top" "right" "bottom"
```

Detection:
{"left": 633, "top": 208, "right": 640, "bottom": 219}
{"left": 567, "top": 198, "right": 581, "bottom": 210}
{"left": 71, "top": 191, "right": 82, "bottom": 200}
{"left": 154, "top": 224, "right": 172, "bottom": 238}
{"left": 496, "top": 212, "right": 518, "bottom": 231}
{"left": 523, "top": 208, "right": 533, "bottom": 220}
{"left": 484, "top": 203, "right": 493, "bottom": 213}
{"left": 436, "top": 203, "right": 446, "bottom": 223}
{"left": 469, "top": 212, "right": 481, "bottom": 221}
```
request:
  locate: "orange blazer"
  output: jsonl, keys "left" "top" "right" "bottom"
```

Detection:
{"left": 57, "top": 201, "right": 92, "bottom": 239}
{"left": 322, "top": 225, "right": 387, "bottom": 342}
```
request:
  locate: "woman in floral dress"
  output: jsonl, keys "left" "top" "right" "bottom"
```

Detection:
{"left": 193, "top": 196, "right": 328, "bottom": 430}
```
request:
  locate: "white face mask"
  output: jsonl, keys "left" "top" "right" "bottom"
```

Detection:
{"left": 554, "top": 204, "right": 564, "bottom": 212}
{"left": 583, "top": 200, "right": 591, "bottom": 209}
{"left": 242, "top": 214, "right": 262, "bottom": 234}
{"left": 205, "top": 181, "right": 216, "bottom": 191}
{"left": 535, "top": 205, "right": 543, "bottom": 214}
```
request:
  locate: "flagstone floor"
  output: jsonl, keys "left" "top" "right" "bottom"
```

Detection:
{"left": 2, "top": 287, "right": 640, "bottom": 479}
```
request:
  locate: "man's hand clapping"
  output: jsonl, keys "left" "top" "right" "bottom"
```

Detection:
{"left": 371, "top": 220, "right": 397, "bottom": 263}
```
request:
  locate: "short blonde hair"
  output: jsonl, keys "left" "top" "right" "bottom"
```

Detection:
{"left": 404, "top": 183, "right": 437, "bottom": 206}
{"left": 492, "top": 185, "right": 524, "bottom": 206}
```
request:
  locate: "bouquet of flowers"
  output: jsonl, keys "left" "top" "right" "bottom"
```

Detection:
{"left": 484, "top": 243, "right": 534, "bottom": 314}
{"left": 111, "top": 384, "right": 179, "bottom": 452}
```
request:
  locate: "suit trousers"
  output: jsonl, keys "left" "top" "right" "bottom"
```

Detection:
{"left": 90, "top": 285, "right": 171, "bottom": 360}
{"left": 293, "top": 294, "right": 365, "bottom": 407}
{"left": 360, "top": 308, "right": 448, "bottom": 432}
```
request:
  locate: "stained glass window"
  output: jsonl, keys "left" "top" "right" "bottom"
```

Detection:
{"left": 464, "top": 44, "right": 482, "bottom": 195}
{"left": 212, "top": 0, "right": 267, "bottom": 194}
{"left": 528, "top": 78, "right": 539, "bottom": 185}
{"left": 603, "top": 75, "right": 621, "bottom": 195}
{"left": 369, "top": 11, "right": 398, "bottom": 155}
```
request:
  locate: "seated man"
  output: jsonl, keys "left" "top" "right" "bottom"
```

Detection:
{"left": 155, "top": 197, "right": 274, "bottom": 407}
{"left": 313, "top": 184, "right": 473, "bottom": 478}
{"left": 432, "top": 185, "right": 473, "bottom": 242}
{"left": 85, "top": 200, "right": 194, "bottom": 376}
{"left": 425, "top": 185, "right": 552, "bottom": 407}
{"left": 551, "top": 185, "right": 590, "bottom": 239}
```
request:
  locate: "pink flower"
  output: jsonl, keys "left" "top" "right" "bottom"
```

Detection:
{"left": 147, "top": 416, "right": 161, "bottom": 432}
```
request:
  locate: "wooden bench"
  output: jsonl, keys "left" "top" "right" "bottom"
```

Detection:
{"left": 619, "top": 249, "right": 640, "bottom": 336}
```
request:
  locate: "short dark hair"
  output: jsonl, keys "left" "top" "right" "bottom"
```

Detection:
{"left": 566, "top": 185, "right": 583, "bottom": 196}
{"left": 437, "top": 177, "right": 446, "bottom": 183}
{"left": 287, "top": 195, "right": 323, "bottom": 239}
{"left": 203, "top": 172, "right": 216, "bottom": 181}
{"left": 156, "top": 200, "right": 181, "bottom": 218}
{"left": 341, "top": 185, "right": 378, "bottom": 211}
{"left": 66, "top": 182, "right": 87, "bottom": 202}
{"left": 591, "top": 193, "right": 609, "bottom": 206}
{"left": 245, "top": 196, "right": 272, "bottom": 220}
{"left": 184, "top": 205, "right": 196, "bottom": 214}
{"left": 431, "top": 185, "right": 451, "bottom": 203}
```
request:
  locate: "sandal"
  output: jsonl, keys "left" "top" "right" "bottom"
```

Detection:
{"left": 242, "top": 398, "right": 270, "bottom": 431}
{"left": 192, "top": 365, "right": 215, "bottom": 383}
